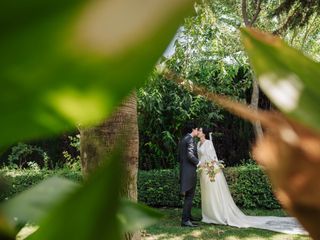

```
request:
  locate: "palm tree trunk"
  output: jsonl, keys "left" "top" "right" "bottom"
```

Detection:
{"left": 80, "top": 92, "right": 140, "bottom": 240}
{"left": 250, "top": 77, "right": 263, "bottom": 139}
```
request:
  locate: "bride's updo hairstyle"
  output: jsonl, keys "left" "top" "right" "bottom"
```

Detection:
{"left": 200, "top": 127, "right": 212, "bottom": 139}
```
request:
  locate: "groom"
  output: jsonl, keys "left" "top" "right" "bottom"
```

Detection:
{"left": 178, "top": 121, "right": 201, "bottom": 227}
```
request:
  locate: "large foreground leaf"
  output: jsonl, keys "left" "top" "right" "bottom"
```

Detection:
{"left": 0, "top": 0, "right": 193, "bottom": 146}
{"left": 1, "top": 177, "right": 79, "bottom": 227}
{"left": 25, "top": 149, "right": 123, "bottom": 240}
{"left": 118, "top": 199, "right": 163, "bottom": 233}
{"left": 241, "top": 28, "right": 320, "bottom": 132}
{"left": 1, "top": 177, "right": 163, "bottom": 239}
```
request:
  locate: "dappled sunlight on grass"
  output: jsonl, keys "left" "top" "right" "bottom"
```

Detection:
{"left": 189, "top": 229, "right": 202, "bottom": 237}
{"left": 143, "top": 208, "right": 311, "bottom": 240}
{"left": 13, "top": 208, "right": 310, "bottom": 240}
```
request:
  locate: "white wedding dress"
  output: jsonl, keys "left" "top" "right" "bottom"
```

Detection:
{"left": 198, "top": 140, "right": 307, "bottom": 235}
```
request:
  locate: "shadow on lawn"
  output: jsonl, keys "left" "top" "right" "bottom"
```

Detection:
{"left": 143, "top": 208, "right": 310, "bottom": 240}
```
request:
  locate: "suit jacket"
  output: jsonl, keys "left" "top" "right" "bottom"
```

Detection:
{"left": 178, "top": 134, "right": 199, "bottom": 193}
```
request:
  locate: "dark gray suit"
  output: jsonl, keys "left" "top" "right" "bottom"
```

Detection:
{"left": 178, "top": 134, "right": 199, "bottom": 223}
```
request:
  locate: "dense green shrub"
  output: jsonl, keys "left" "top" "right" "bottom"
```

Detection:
{"left": 0, "top": 132, "right": 81, "bottom": 169}
{"left": 7, "top": 143, "right": 50, "bottom": 169}
{"left": 138, "top": 71, "right": 254, "bottom": 170}
{"left": 138, "top": 164, "right": 280, "bottom": 209}
{"left": 62, "top": 135, "right": 81, "bottom": 171}
{"left": 224, "top": 164, "right": 280, "bottom": 209}
{"left": 138, "top": 168, "right": 200, "bottom": 208}
{"left": 0, "top": 168, "right": 82, "bottom": 201}
{"left": 1, "top": 165, "right": 280, "bottom": 209}
{"left": 138, "top": 72, "right": 223, "bottom": 170}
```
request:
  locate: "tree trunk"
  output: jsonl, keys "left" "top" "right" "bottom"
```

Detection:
{"left": 250, "top": 77, "right": 263, "bottom": 138}
{"left": 241, "top": 0, "right": 251, "bottom": 27}
{"left": 80, "top": 92, "right": 140, "bottom": 240}
{"left": 241, "top": 0, "right": 264, "bottom": 139}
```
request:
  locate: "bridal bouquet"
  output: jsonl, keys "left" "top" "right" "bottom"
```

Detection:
{"left": 198, "top": 160, "right": 225, "bottom": 182}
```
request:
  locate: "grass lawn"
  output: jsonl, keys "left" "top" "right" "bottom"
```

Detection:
{"left": 142, "top": 208, "right": 311, "bottom": 240}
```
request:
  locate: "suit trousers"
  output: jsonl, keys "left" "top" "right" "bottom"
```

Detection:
{"left": 181, "top": 185, "right": 196, "bottom": 223}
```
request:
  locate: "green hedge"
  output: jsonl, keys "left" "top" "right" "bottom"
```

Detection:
{"left": 1, "top": 165, "right": 280, "bottom": 209}
{"left": 138, "top": 165, "right": 280, "bottom": 209}
{"left": 224, "top": 165, "right": 280, "bottom": 209}
{"left": 0, "top": 168, "right": 82, "bottom": 201}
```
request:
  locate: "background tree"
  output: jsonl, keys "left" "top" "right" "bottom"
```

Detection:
{"left": 272, "top": 0, "right": 320, "bottom": 34}
{"left": 241, "top": 0, "right": 264, "bottom": 138}
{"left": 138, "top": 2, "right": 254, "bottom": 169}
{"left": 137, "top": 0, "right": 320, "bottom": 170}
{"left": 80, "top": 93, "right": 140, "bottom": 240}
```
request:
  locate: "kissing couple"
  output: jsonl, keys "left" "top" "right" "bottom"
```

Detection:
{"left": 178, "top": 121, "right": 306, "bottom": 235}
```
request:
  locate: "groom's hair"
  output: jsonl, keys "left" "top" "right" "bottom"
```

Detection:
{"left": 182, "top": 121, "right": 198, "bottom": 135}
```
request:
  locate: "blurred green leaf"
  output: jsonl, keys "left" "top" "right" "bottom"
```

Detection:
{"left": 0, "top": 213, "right": 15, "bottom": 240}
{"left": 26, "top": 148, "right": 122, "bottom": 240}
{"left": 241, "top": 28, "right": 320, "bottom": 131}
{"left": 1, "top": 177, "right": 79, "bottom": 227}
{"left": 0, "top": 1, "right": 194, "bottom": 239}
{"left": 118, "top": 199, "right": 163, "bottom": 233}
{"left": 0, "top": 0, "right": 193, "bottom": 146}
{"left": 1, "top": 179, "right": 163, "bottom": 238}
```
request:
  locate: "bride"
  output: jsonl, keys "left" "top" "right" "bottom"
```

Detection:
{"left": 197, "top": 127, "right": 307, "bottom": 235}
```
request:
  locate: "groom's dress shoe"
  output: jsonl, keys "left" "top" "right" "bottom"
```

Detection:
{"left": 190, "top": 216, "right": 201, "bottom": 222}
{"left": 181, "top": 220, "right": 198, "bottom": 227}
